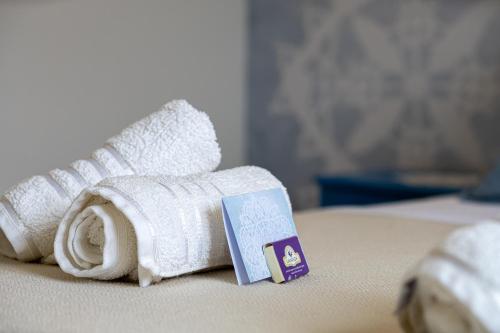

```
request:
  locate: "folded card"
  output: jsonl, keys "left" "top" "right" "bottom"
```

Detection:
{"left": 222, "top": 188, "right": 297, "bottom": 285}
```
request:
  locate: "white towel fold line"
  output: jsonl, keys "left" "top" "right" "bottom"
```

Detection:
{"left": 0, "top": 100, "right": 221, "bottom": 262}
{"left": 397, "top": 221, "right": 500, "bottom": 333}
{"left": 55, "top": 166, "right": 289, "bottom": 287}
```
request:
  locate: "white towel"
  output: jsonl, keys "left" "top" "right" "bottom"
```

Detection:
{"left": 54, "top": 166, "right": 287, "bottom": 287}
{"left": 397, "top": 222, "right": 500, "bottom": 333}
{"left": 0, "top": 100, "right": 221, "bottom": 262}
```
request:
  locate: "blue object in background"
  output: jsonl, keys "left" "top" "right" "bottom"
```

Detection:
{"left": 464, "top": 160, "right": 500, "bottom": 202}
{"left": 317, "top": 172, "right": 462, "bottom": 207}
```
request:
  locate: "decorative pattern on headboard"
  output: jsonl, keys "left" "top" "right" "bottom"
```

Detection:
{"left": 249, "top": 0, "right": 500, "bottom": 208}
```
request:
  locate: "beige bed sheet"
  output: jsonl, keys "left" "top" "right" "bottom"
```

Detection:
{"left": 0, "top": 209, "right": 455, "bottom": 333}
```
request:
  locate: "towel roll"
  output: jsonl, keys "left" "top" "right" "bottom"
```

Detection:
{"left": 0, "top": 100, "right": 221, "bottom": 262}
{"left": 55, "top": 166, "right": 288, "bottom": 287}
{"left": 397, "top": 222, "right": 500, "bottom": 333}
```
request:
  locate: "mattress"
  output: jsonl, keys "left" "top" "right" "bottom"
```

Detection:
{"left": 0, "top": 207, "right": 456, "bottom": 333}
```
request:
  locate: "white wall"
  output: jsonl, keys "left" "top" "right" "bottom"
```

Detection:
{"left": 0, "top": 0, "right": 245, "bottom": 192}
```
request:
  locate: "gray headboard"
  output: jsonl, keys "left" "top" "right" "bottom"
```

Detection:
{"left": 249, "top": 0, "right": 500, "bottom": 207}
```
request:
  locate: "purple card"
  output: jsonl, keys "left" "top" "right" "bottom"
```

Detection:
{"left": 264, "top": 236, "right": 309, "bottom": 283}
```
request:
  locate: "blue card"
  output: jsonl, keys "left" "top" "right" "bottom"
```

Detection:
{"left": 222, "top": 188, "right": 297, "bottom": 285}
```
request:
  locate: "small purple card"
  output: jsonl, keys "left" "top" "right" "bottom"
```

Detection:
{"left": 264, "top": 236, "right": 309, "bottom": 283}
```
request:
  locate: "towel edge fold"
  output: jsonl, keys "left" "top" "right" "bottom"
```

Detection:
{"left": 54, "top": 185, "right": 161, "bottom": 286}
{"left": 401, "top": 256, "right": 500, "bottom": 332}
{"left": 0, "top": 201, "right": 41, "bottom": 261}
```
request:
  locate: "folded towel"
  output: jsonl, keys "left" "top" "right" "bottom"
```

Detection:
{"left": 0, "top": 100, "right": 221, "bottom": 262}
{"left": 397, "top": 222, "right": 500, "bottom": 333}
{"left": 54, "top": 166, "right": 287, "bottom": 287}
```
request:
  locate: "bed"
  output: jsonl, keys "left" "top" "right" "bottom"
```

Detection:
{"left": 1, "top": 196, "right": 499, "bottom": 332}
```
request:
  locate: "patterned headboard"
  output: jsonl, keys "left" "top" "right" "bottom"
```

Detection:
{"left": 249, "top": 0, "right": 500, "bottom": 207}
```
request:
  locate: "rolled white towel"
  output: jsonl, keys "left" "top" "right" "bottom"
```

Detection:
{"left": 54, "top": 166, "right": 288, "bottom": 287}
{"left": 0, "top": 100, "right": 221, "bottom": 262}
{"left": 397, "top": 222, "right": 500, "bottom": 333}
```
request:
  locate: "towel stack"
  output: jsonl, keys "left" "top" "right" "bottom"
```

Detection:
{"left": 0, "top": 100, "right": 289, "bottom": 286}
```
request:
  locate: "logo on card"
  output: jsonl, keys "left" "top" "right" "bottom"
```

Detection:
{"left": 283, "top": 245, "right": 301, "bottom": 267}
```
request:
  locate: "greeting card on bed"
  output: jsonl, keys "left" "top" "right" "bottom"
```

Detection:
{"left": 222, "top": 188, "right": 297, "bottom": 285}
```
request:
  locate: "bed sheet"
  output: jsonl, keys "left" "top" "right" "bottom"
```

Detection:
{"left": 0, "top": 209, "right": 454, "bottom": 333}
{"left": 337, "top": 195, "right": 500, "bottom": 225}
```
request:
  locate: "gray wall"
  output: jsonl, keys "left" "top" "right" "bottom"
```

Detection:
{"left": 0, "top": 0, "right": 245, "bottom": 192}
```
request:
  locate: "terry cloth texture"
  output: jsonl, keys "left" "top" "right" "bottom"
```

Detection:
{"left": 0, "top": 100, "right": 221, "bottom": 262}
{"left": 55, "top": 166, "right": 286, "bottom": 287}
{"left": 398, "top": 222, "right": 500, "bottom": 333}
